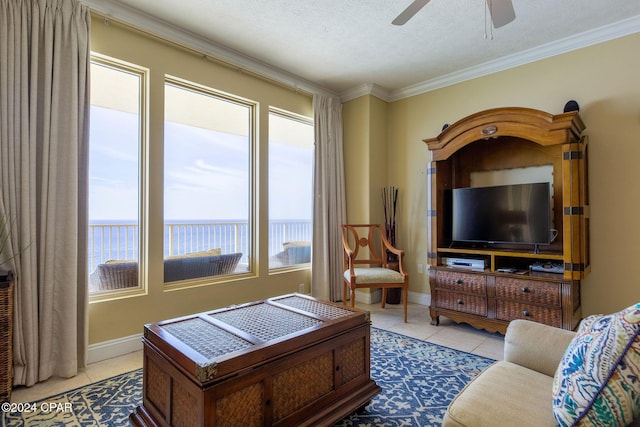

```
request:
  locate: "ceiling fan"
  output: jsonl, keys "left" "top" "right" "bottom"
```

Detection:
{"left": 392, "top": 0, "right": 516, "bottom": 28}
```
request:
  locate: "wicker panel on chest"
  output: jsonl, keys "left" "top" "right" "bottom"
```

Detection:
{"left": 0, "top": 275, "right": 13, "bottom": 403}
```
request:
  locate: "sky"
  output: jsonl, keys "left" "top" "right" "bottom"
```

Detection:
{"left": 88, "top": 106, "right": 313, "bottom": 222}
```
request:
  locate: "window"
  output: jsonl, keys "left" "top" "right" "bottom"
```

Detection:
{"left": 268, "top": 110, "right": 314, "bottom": 269}
{"left": 87, "top": 55, "right": 145, "bottom": 295}
{"left": 163, "top": 78, "right": 253, "bottom": 283}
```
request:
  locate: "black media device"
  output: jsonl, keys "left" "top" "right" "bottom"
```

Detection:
{"left": 451, "top": 182, "right": 551, "bottom": 250}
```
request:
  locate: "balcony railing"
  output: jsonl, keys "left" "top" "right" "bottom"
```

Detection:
{"left": 88, "top": 220, "right": 312, "bottom": 272}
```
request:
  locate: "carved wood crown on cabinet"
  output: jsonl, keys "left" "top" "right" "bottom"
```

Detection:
{"left": 423, "top": 107, "right": 589, "bottom": 334}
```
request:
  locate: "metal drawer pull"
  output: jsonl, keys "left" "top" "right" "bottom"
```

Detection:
{"left": 457, "top": 299, "right": 464, "bottom": 305}
{"left": 456, "top": 279, "right": 463, "bottom": 284}
{"left": 520, "top": 287, "right": 530, "bottom": 293}
{"left": 522, "top": 310, "right": 531, "bottom": 317}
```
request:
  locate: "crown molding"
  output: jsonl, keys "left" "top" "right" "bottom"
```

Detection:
{"left": 386, "top": 15, "right": 640, "bottom": 102}
{"left": 340, "top": 83, "right": 393, "bottom": 103}
{"left": 81, "top": 0, "right": 337, "bottom": 99}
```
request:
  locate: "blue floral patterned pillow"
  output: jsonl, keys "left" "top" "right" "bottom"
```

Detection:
{"left": 552, "top": 303, "right": 640, "bottom": 426}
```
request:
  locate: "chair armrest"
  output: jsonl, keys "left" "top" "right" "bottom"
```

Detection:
{"left": 503, "top": 319, "right": 576, "bottom": 377}
{"left": 342, "top": 243, "right": 356, "bottom": 273}
{"left": 381, "top": 234, "right": 403, "bottom": 260}
{"left": 395, "top": 250, "right": 407, "bottom": 276}
{"left": 379, "top": 232, "right": 408, "bottom": 276}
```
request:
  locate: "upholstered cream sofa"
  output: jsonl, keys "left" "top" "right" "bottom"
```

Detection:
{"left": 444, "top": 313, "right": 640, "bottom": 427}
{"left": 89, "top": 251, "right": 242, "bottom": 292}
{"left": 444, "top": 317, "right": 640, "bottom": 427}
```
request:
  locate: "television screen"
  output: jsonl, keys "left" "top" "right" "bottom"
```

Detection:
{"left": 452, "top": 182, "right": 551, "bottom": 246}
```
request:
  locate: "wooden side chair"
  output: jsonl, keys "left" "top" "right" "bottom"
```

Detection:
{"left": 341, "top": 224, "right": 409, "bottom": 322}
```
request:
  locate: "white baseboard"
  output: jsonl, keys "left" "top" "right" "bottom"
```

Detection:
{"left": 408, "top": 291, "right": 430, "bottom": 306}
{"left": 87, "top": 333, "right": 143, "bottom": 364}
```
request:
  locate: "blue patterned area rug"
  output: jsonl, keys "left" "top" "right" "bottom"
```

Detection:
{"left": 2, "top": 328, "right": 494, "bottom": 426}
{"left": 336, "top": 328, "right": 494, "bottom": 426}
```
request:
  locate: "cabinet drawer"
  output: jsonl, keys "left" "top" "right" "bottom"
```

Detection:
{"left": 435, "top": 290, "right": 487, "bottom": 316}
{"left": 495, "top": 277, "right": 561, "bottom": 306}
{"left": 435, "top": 270, "right": 486, "bottom": 295}
{"left": 495, "top": 300, "right": 562, "bottom": 328}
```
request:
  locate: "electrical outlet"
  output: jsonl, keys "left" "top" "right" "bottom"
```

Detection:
{"left": 417, "top": 263, "right": 423, "bottom": 274}
{"left": 298, "top": 283, "right": 305, "bottom": 293}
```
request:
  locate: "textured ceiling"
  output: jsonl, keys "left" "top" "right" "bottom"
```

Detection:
{"left": 89, "top": 0, "right": 640, "bottom": 97}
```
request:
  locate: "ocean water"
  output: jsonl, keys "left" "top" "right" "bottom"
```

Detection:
{"left": 88, "top": 219, "right": 311, "bottom": 270}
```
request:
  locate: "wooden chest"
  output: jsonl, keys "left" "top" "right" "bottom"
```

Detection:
{"left": 130, "top": 293, "right": 380, "bottom": 427}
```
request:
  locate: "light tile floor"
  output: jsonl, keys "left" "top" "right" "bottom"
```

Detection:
{"left": 365, "top": 302, "right": 505, "bottom": 360}
{"left": 10, "top": 302, "right": 504, "bottom": 404}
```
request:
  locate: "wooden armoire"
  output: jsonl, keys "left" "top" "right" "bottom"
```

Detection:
{"left": 424, "top": 107, "right": 589, "bottom": 334}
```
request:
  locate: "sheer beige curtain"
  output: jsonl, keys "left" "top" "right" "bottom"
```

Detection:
{"left": 311, "top": 94, "right": 346, "bottom": 302}
{"left": 0, "top": 0, "right": 90, "bottom": 386}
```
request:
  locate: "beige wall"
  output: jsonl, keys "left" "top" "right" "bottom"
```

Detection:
{"left": 89, "top": 17, "right": 312, "bottom": 344}
{"left": 345, "top": 32, "right": 640, "bottom": 316}
{"left": 369, "top": 96, "right": 390, "bottom": 226}
{"left": 343, "top": 95, "right": 389, "bottom": 225}
{"left": 343, "top": 97, "right": 371, "bottom": 222}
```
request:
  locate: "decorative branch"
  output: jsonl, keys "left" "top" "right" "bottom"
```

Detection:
{"left": 382, "top": 186, "right": 398, "bottom": 247}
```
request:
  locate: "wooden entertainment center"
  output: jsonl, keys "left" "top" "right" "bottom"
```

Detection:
{"left": 424, "top": 107, "right": 589, "bottom": 334}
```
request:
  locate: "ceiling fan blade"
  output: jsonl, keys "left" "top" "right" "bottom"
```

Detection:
{"left": 487, "top": 0, "right": 516, "bottom": 28}
{"left": 392, "top": 0, "right": 431, "bottom": 26}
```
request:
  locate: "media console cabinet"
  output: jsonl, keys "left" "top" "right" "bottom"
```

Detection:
{"left": 424, "top": 107, "right": 589, "bottom": 334}
{"left": 130, "top": 293, "right": 380, "bottom": 427}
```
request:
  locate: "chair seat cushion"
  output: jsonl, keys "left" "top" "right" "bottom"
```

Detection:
{"left": 344, "top": 267, "right": 405, "bottom": 284}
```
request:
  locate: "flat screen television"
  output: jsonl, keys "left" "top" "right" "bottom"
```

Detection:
{"left": 451, "top": 182, "right": 552, "bottom": 248}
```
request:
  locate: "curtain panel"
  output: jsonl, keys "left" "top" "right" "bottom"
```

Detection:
{"left": 0, "top": 0, "right": 90, "bottom": 386}
{"left": 311, "top": 94, "right": 346, "bottom": 302}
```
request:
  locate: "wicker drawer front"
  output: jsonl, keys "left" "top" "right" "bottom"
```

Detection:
{"left": 435, "top": 270, "right": 486, "bottom": 295}
{"left": 1, "top": 279, "right": 13, "bottom": 403}
{"left": 495, "top": 277, "right": 561, "bottom": 306}
{"left": 496, "top": 300, "right": 562, "bottom": 328}
{"left": 436, "top": 290, "right": 487, "bottom": 316}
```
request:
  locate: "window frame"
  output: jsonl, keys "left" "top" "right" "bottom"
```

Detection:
{"left": 162, "top": 75, "right": 258, "bottom": 288}
{"left": 88, "top": 53, "right": 149, "bottom": 302}
{"left": 267, "top": 107, "right": 314, "bottom": 272}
